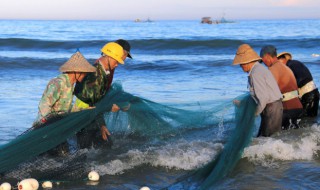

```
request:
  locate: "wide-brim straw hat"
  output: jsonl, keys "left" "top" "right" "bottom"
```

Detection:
{"left": 277, "top": 52, "right": 292, "bottom": 60}
{"left": 233, "top": 44, "right": 261, "bottom": 65}
{"left": 60, "top": 51, "right": 96, "bottom": 73}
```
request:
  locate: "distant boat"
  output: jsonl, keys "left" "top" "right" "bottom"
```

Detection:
{"left": 201, "top": 17, "right": 213, "bottom": 24}
{"left": 144, "top": 18, "right": 154, "bottom": 23}
{"left": 134, "top": 18, "right": 154, "bottom": 23}
{"left": 216, "top": 16, "right": 235, "bottom": 24}
{"left": 214, "top": 12, "right": 235, "bottom": 24}
{"left": 201, "top": 14, "right": 235, "bottom": 24}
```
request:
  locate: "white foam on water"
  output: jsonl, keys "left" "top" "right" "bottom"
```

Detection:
{"left": 93, "top": 140, "right": 223, "bottom": 175}
{"left": 151, "top": 141, "right": 222, "bottom": 170}
{"left": 243, "top": 124, "right": 320, "bottom": 167}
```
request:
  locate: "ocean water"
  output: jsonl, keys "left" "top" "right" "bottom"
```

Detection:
{"left": 0, "top": 19, "right": 320, "bottom": 189}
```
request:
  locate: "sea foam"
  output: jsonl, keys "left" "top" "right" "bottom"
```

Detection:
{"left": 243, "top": 124, "right": 320, "bottom": 167}
{"left": 93, "top": 140, "right": 223, "bottom": 175}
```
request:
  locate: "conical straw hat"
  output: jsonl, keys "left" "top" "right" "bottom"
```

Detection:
{"left": 60, "top": 51, "right": 96, "bottom": 73}
{"left": 277, "top": 52, "right": 292, "bottom": 60}
{"left": 233, "top": 44, "right": 261, "bottom": 65}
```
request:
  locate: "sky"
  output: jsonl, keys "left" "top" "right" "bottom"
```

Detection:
{"left": 0, "top": 0, "right": 319, "bottom": 20}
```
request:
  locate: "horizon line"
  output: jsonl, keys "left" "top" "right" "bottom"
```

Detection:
{"left": 0, "top": 18, "right": 319, "bottom": 21}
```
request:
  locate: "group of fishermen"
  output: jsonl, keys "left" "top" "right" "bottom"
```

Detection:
{"left": 233, "top": 44, "right": 319, "bottom": 137}
{"left": 33, "top": 39, "right": 132, "bottom": 152}
{"left": 32, "top": 41, "right": 319, "bottom": 154}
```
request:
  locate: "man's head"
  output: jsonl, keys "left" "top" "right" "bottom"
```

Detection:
{"left": 233, "top": 44, "right": 261, "bottom": 73}
{"left": 277, "top": 52, "right": 292, "bottom": 65}
{"left": 60, "top": 51, "right": 96, "bottom": 82}
{"left": 115, "top": 39, "right": 132, "bottom": 60}
{"left": 100, "top": 42, "right": 125, "bottom": 70}
{"left": 260, "top": 45, "right": 278, "bottom": 67}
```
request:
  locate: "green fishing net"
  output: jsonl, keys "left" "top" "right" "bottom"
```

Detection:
{"left": 0, "top": 83, "right": 223, "bottom": 174}
{"left": 166, "top": 94, "right": 257, "bottom": 190}
{"left": 0, "top": 82, "right": 257, "bottom": 190}
{"left": 195, "top": 94, "right": 257, "bottom": 189}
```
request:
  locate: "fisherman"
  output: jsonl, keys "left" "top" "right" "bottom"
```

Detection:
{"left": 32, "top": 51, "right": 96, "bottom": 155}
{"left": 260, "top": 45, "right": 303, "bottom": 129}
{"left": 277, "top": 52, "right": 319, "bottom": 117}
{"left": 74, "top": 40, "right": 132, "bottom": 149}
{"left": 104, "top": 39, "right": 133, "bottom": 93}
{"left": 33, "top": 51, "right": 96, "bottom": 128}
{"left": 233, "top": 44, "right": 283, "bottom": 137}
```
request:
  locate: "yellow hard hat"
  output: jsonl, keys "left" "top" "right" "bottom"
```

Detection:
{"left": 101, "top": 42, "right": 124, "bottom": 64}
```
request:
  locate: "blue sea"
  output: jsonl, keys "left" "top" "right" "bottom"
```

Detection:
{"left": 0, "top": 19, "right": 320, "bottom": 190}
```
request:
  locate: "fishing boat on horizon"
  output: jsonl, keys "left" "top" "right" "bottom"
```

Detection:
{"left": 201, "top": 14, "right": 235, "bottom": 24}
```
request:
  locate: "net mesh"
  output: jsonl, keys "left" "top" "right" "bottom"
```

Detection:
{"left": 0, "top": 83, "right": 226, "bottom": 174}
{"left": 194, "top": 94, "right": 257, "bottom": 189}
{"left": 0, "top": 83, "right": 257, "bottom": 190}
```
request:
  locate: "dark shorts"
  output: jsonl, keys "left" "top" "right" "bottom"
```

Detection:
{"left": 76, "top": 123, "right": 113, "bottom": 149}
{"left": 301, "top": 88, "right": 319, "bottom": 117}
{"left": 282, "top": 108, "right": 303, "bottom": 130}
{"left": 258, "top": 100, "right": 283, "bottom": 137}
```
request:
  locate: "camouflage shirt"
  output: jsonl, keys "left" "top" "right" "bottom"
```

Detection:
{"left": 74, "top": 62, "right": 111, "bottom": 106}
{"left": 37, "top": 74, "right": 74, "bottom": 120}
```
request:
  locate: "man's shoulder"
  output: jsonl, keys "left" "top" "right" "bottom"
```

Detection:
{"left": 273, "top": 61, "right": 290, "bottom": 72}
{"left": 48, "top": 74, "right": 66, "bottom": 87}
{"left": 288, "top": 59, "right": 306, "bottom": 68}
{"left": 252, "top": 64, "right": 275, "bottom": 80}
{"left": 252, "top": 63, "right": 268, "bottom": 73}
{"left": 80, "top": 70, "right": 99, "bottom": 85}
{"left": 290, "top": 59, "right": 303, "bottom": 64}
